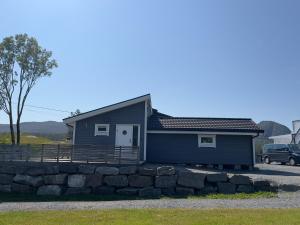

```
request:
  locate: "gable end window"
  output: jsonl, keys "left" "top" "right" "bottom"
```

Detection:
{"left": 95, "top": 124, "right": 110, "bottom": 136}
{"left": 198, "top": 135, "right": 216, "bottom": 148}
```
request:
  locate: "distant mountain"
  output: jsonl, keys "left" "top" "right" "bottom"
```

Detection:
{"left": 0, "top": 121, "right": 68, "bottom": 140}
{"left": 0, "top": 121, "right": 68, "bottom": 134}
{"left": 255, "top": 121, "right": 291, "bottom": 155}
{"left": 258, "top": 121, "right": 291, "bottom": 138}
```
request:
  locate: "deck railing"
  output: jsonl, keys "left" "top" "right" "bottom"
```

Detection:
{"left": 0, "top": 144, "right": 140, "bottom": 165}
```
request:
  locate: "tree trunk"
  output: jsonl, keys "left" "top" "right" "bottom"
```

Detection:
{"left": 8, "top": 112, "right": 15, "bottom": 145}
{"left": 16, "top": 117, "right": 21, "bottom": 145}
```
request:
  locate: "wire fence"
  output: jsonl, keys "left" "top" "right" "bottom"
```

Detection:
{"left": 0, "top": 144, "right": 140, "bottom": 165}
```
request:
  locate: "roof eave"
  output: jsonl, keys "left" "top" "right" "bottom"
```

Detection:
{"left": 147, "top": 128, "right": 264, "bottom": 133}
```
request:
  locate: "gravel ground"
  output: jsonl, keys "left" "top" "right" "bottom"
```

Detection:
{"left": 1, "top": 195, "right": 300, "bottom": 212}
{"left": 187, "top": 163, "right": 300, "bottom": 191}
{"left": 237, "top": 164, "right": 300, "bottom": 191}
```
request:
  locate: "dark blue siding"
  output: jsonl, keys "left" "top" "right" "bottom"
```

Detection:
{"left": 75, "top": 102, "right": 146, "bottom": 159}
{"left": 147, "top": 133, "right": 253, "bottom": 165}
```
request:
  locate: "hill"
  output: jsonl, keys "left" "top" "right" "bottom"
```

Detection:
{"left": 258, "top": 121, "right": 291, "bottom": 138}
{"left": 0, "top": 121, "right": 68, "bottom": 141}
{"left": 0, "top": 121, "right": 68, "bottom": 134}
{"left": 255, "top": 121, "right": 291, "bottom": 155}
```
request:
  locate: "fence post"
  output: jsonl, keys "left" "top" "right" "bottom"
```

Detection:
{"left": 136, "top": 146, "right": 140, "bottom": 165}
{"left": 71, "top": 145, "right": 74, "bottom": 163}
{"left": 41, "top": 144, "right": 44, "bottom": 163}
{"left": 57, "top": 144, "right": 60, "bottom": 163}
{"left": 118, "top": 146, "right": 122, "bottom": 165}
{"left": 26, "top": 144, "right": 30, "bottom": 162}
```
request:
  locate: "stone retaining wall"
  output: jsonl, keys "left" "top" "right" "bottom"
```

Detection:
{"left": 0, "top": 163, "right": 276, "bottom": 197}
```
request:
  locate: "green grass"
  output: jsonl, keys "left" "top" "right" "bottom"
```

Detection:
{"left": 0, "top": 133, "right": 65, "bottom": 144}
{"left": 0, "top": 191, "right": 277, "bottom": 203}
{"left": 0, "top": 209, "right": 300, "bottom": 225}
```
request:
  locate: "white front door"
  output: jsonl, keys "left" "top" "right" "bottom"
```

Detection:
{"left": 115, "top": 125, "right": 133, "bottom": 147}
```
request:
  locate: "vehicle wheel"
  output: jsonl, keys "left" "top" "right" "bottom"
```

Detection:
{"left": 289, "top": 158, "right": 296, "bottom": 166}
{"left": 264, "top": 156, "right": 271, "bottom": 164}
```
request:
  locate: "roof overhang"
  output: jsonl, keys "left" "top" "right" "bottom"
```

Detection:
{"left": 63, "top": 94, "right": 151, "bottom": 125}
{"left": 147, "top": 130, "right": 262, "bottom": 136}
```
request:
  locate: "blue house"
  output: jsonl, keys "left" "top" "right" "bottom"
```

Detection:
{"left": 63, "top": 94, "right": 263, "bottom": 167}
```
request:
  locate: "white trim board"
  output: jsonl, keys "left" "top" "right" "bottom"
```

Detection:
{"left": 72, "top": 122, "right": 76, "bottom": 145}
{"left": 252, "top": 138, "right": 256, "bottom": 166}
{"left": 63, "top": 94, "right": 151, "bottom": 124}
{"left": 147, "top": 130, "right": 259, "bottom": 136}
{"left": 143, "top": 100, "right": 148, "bottom": 161}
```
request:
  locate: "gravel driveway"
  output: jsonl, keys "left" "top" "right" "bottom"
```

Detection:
{"left": 187, "top": 163, "right": 300, "bottom": 191}
{"left": 237, "top": 164, "right": 300, "bottom": 191}
{"left": 1, "top": 194, "right": 300, "bottom": 212}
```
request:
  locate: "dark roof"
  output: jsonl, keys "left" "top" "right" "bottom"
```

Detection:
{"left": 148, "top": 112, "right": 263, "bottom": 133}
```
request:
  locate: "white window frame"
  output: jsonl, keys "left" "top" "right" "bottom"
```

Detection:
{"left": 95, "top": 124, "right": 110, "bottom": 136}
{"left": 198, "top": 134, "right": 216, "bottom": 148}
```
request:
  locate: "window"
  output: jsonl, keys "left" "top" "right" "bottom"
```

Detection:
{"left": 198, "top": 135, "right": 216, "bottom": 148}
{"left": 95, "top": 124, "right": 109, "bottom": 136}
{"left": 132, "top": 125, "right": 139, "bottom": 147}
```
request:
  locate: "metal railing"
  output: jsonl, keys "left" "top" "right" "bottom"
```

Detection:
{"left": 0, "top": 144, "right": 140, "bottom": 165}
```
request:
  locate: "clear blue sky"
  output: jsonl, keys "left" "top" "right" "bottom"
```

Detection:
{"left": 0, "top": 0, "right": 299, "bottom": 128}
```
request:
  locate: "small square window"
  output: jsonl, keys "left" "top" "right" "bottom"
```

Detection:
{"left": 95, "top": 124, "right": 109, "bottom": 136}
{"left": 198, "top": 135, "right": 216, "bottom": 148}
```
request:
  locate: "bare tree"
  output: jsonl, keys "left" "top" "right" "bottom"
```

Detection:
{"left": 0, "top": 34, "right": 58, "bottom": 144}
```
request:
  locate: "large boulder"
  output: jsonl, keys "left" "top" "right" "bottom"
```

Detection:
{"left": 176, "top": 187, "right": 194, "bottom": 196}
{"left": 0, "top": 174, "right": 14, "bottom": 185}
{"left": 161, "top": 187, "right": 176, "bottom": 196}
{"left": 206, "top": 173, "right": 228, "bottom": 183}
{"left": 26, "top": 167, "right": 45, "bottom": 176}
{"left": 155, "top": 175, "right": 177, "bottom": 188}
{"left": 236, "top": 185, "right": 254, "bottom": 193}
{"left": 218, "top": 183, "right": 236, "bottom": 194}
{"left": 229, "top": 175, "right": 252, "bottom": 185}
{"left": 44, "top": 166, "right": 60, "bottom": 175}
{"left": 253, "top": 180, "right": 272, "bottom": 192}
{"left": 119, "top": 166, "right": 137, "bottom": 175}
{"left": 65, "top": 187, "right": 91, "bottom": 195}
{"left": 104, "top": 175, "right": 128, "bottom": 187}
{"left": 44, "top": 174, "right": 68, "bottom": 185}
{"left": 139, "top": 187, "right": 161, "bottom": 198}
{"left": 37, "top": 185, "right": 62, "bottom": 196}
{"left": 94, "top": 186, "right": 115, "bottom": 195}
{"left": 177, "top": 171, "right": 206, "bottom": 189}
{"left": 59, "top": 164, "right": 78, "bottom": 174}
{"left": 139, "top": 166, "right": 157, "bottom": 176}
{"left": 85, "top": 174, "right": 103, "bottom": 188}
{"left": 78, "top": 165, "right": 96, "bottom": 174}
{"left": 13, "top": 174, "right": 43, "bottom": 187}
{"left": 199, "top": 185, "right": 218, "bottom": 195}
{"left": 95, "top": 167, "right": 119, "bottom": 175}
{"left": 128, "top": 175, "right": 153, "bottom": 188}
{"left": 0, "top": 185, "right": 11, "bottom": 193}
{"left": 157, "top": 166, "right": 176, "bottom": 176}
{"left": 68, "top": 175, "right": 86, "bottom": 188}
{"left": 0, "top": 166, "right": 16, "bottom": 174}
{"left": 116, "top": 188, "right": 139, "bottom": 196}
{"left": 11, "top": 183, "right": 35, "bottom": 193}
